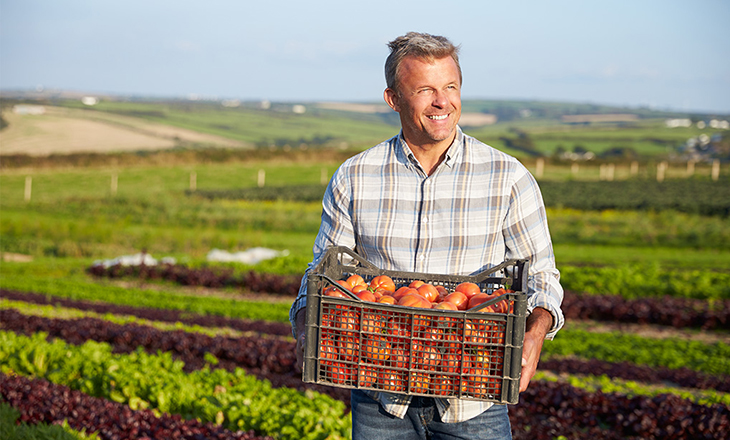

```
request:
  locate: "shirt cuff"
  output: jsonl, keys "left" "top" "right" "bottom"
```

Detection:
{"left": 526, "top": 293, "right": 564, "bottom": 340}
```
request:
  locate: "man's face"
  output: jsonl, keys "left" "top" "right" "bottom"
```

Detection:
{"left": 385, "top": 55, "right": 462, "bottom": 150}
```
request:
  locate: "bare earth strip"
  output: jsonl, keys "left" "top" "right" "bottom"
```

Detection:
{"left": 0, "top": 106, "right": 247, "bottom": 156}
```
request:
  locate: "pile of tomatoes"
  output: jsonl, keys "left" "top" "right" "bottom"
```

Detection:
{"left": 323, "top": 274, "right": 513, "bottom": 313}
{"left": 316, "top": 274, "right": 516, "bottom": 400}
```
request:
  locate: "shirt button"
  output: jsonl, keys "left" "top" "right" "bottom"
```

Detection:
{"left": 423, "top": 216, "right": 428, "bottom": 224}
{"left": 419, "top": 254, "right": 426, "bottom": 261}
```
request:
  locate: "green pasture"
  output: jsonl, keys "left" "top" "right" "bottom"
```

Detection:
{"left": 57, "top": 99, "right": 398, "bottom": 149}
{"left": 47, "top": 98, "right": 728, "bottom": 159}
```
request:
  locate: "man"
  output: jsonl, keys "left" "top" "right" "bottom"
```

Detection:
{"left": 290, "top": 31, "right": 564, "bottom": 440}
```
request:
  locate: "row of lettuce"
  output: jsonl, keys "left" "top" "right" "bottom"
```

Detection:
{"left": 1, "top": 290, "right": 729, "bottom": 439}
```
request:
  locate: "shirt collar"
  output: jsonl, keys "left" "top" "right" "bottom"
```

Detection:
{"left": 396, "top": 126, "right": 465, "bottom": 172}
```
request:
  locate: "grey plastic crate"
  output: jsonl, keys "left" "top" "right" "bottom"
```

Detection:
{"left": 302, "top": 246, "right": 529, "bottom": 404}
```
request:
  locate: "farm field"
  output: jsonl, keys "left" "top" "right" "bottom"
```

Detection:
{"left": 1, "top": 98, "right": 729, "bottom": 439}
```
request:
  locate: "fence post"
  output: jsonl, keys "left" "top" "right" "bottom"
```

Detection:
{"left": 190, "top": 172, "right": 197, "bottom": 191}
{"left": 686, "top": 160, "right": 695, "bottom": 177}
{"left": 24, "top": 176, "right": 32, "bottom": 202}
{"left": 712, "top": 160, "right": 720, "bottom": 181}
{"left": 258, "top": 169, "right": 266, "bottom": 187}
{"left": 607, "top": 163, "right": 615, "bottom": 181}
{"left": 657, "top": 161, "right": 667, "bottom": 182}
{"left": 535, "top": 158, "right": 544, "bottom": 179}
{"left": 111, "top": 173, "right": 118, "bottom": 195}
{"left": 630, "top": 161, "right": 639, "bottom": 176}
{"left": 571, "top": 162, "right": 579, "bottom": 176}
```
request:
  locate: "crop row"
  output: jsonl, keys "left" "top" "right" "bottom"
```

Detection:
{"left": 0, "top": 289, "right": 293, "bottom": 337}
{"left": 84, "top": 259, "right": 730, "bottom": 326}
{"left": 191, "top": 180, "right": 730, "bottom": 217}
{"left": 0, "top": 330, "right": 351, "bottom": 440}
{"left": 2, "top": 307, "right": 728, "bottom": 398}
{"left": 1, "top": 374, "right": 268, "bottom": 440}
{"left": 87, "top": 261, "right": 730, "bottom": 301}
{"left": 4, "top": 348, "right": 728, "bottom": 440}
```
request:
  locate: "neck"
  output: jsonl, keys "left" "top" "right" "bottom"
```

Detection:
{"left": 404, "top": 133, "right": 456, "bottom": 176}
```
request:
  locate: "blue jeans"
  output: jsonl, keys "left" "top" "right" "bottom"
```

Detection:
{"left": 351, "top": 390, "right": 512, "bottom": 440}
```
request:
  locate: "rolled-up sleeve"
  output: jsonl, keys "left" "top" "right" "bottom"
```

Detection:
{"left": 503, "top": 167, "right": 564, "bottom": 339}
{"left": 289, "top": 167, "right": 356, "bottom": 338}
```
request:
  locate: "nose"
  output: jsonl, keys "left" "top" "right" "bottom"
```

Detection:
{"left": 432, "top": 90, "right": 449, "bottom": 108}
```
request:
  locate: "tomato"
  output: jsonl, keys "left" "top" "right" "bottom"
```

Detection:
{"left": 455, "top": 282, "right": 481, "bottom": 299}
{"left": 433, "top": 300, "right": 457, "bottom": 311}
{"left": 358, "top": 366, "right": 378, "bottom": 388}
{"left": 329, "top": 365, "right": 354, "bottom": 385}
{"left": 334, "top": 309, "right": 359, "bottom": 331}
{"left": 409, "top": 280, "right": 425, "bottom": 289}
{"left": 362, "top": 312, "right": 387, "bottom": 334}
{"left": 380, "top": 370, "right": 405, "bottom": 393}
{"left": 369, "top": 275, "right": 396, "bottom": 293}
{"left": 413, "top": 343, "right": 441, "bottom": 371}
{"left": 393, "top": 286, "right": 418, "bottom": 302}
{"left": 443, "top": 292, "right": 468, "bottom": 310}
{"left": 416, "top": 284, "right": 439, "bottom": 302}
{"left": 430, "top": 375, "right": 453, "bottom": 396}
{"left": 408, "top": 371, "right": 430, "bottom": 394}
{"left": 362, "top": 335, "right": 391, "bottom": 363}
{"left": 377, "top": 294, "right": 396, "bottom": 304}
{"left": 388, "top": 345, "right": 409, "bottom": 369}
{"left": 387, "top": 317, "right": 410, "bottom": 338}
{"left": 323, "top": 280, "right": 350, "bottom": 297}
{"left": 355, "top": 289, "right": 376, "bottom": 302}
{"left": 346, "top": 274, "right": 367, "bottom": 290}
{"left": 397, "top": 293, "right": 431, "bottom": 308}
{"left": 467, "top": 292, "right": 496, "bottom": 311}
{"left": 337, "top": 335, "right": 359, "bottom": 362}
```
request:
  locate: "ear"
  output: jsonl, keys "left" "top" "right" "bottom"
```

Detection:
{"left": 384, "top": 88, "right": 400, "bottom": 112}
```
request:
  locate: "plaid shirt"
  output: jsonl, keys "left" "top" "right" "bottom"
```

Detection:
{"left": 290, "top": 127, "right": 564, "bottom": 422}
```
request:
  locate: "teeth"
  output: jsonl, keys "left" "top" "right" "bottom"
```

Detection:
{"left": 429, "top": 115, "right": 448, "bottom": 120}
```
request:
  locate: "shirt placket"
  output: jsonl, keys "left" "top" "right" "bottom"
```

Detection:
{"left": 416, "top": 177, "right": 433, "bottom": 272}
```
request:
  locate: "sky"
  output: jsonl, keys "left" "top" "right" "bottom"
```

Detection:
{"left": 2, "top": 0, "right": 729, "bottom": 114}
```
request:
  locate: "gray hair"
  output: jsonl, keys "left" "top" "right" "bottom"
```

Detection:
{"left": 385, "top": 32, "right": 462, "bottom": 93}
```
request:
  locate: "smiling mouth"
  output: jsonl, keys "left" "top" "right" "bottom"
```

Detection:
{"left": 428, "top": 114, "right": 448, "bottom": 120}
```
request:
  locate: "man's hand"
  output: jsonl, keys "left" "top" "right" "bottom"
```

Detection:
{"left": 294, "top": 309, "right": 306, "bottom": 374}
{"left": 519, "top": 307, "right": 553, "bottom": 392}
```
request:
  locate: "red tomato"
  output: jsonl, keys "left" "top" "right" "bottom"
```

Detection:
{"left": 346, "top": 274, "right": 367, "bottom": 290}
{"left": 434, "top": 300, "right": 458, "bottom": 311}
{"left": 416, "top": 284, "right": 440, "bottom": 302}
{"left": 409, "top": 280, "right": 425, "bottom": 289}
{"left": 443, "top": 292, "right": 468, "bottom": 310}
{"left": 467, "top": 292, "right": 495, "bottom": 311}
{"left": 377, "top": 294, "right": 396, "bottom": 305}
{"left": 362, "top": 335, "right": 391, "bottom": 363}
{"left": 355, "top": 289, "right": 376, "bottom": 302}
{"left": 369, "top": 275, "right": 396, "bottom": 293}
{"left": 455, "top": 282, "right": 481, "bottom": 299}
{"left": 393, "top": 286, "right": 418, "bottom": 302}
{"left": 397, "top": 293, "right": 432, "bottom": 309}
